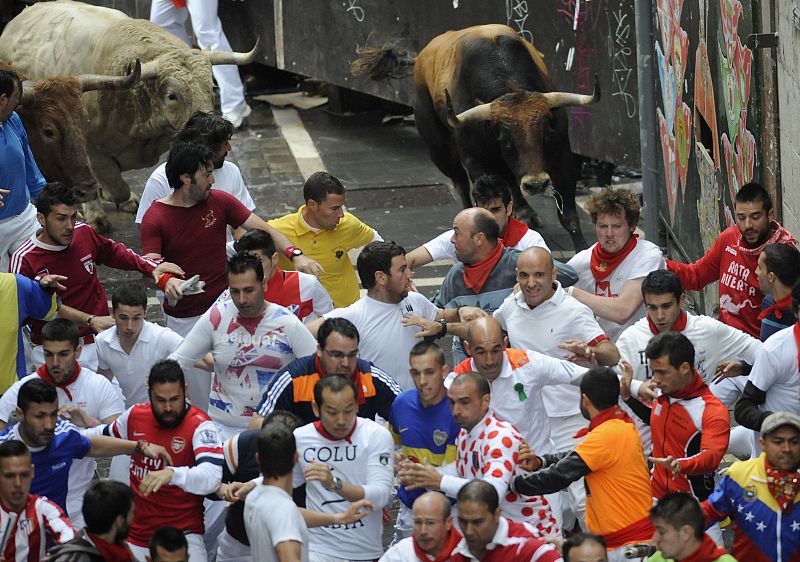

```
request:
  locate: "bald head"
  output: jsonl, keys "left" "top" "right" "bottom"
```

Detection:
{"left": 516, "top": 247, "right": 557, "bottom": 308}
{"left": 412, "top": 491, "right": 454, "bottom": 556}
{"left": 413, "top": 491, "right": 452, "bottom": 520}
{"left": 452, "top": 208, "right": 500, "bottom": 265}
{"left": 466, "top": 316, "right": 503, "bottom": 346}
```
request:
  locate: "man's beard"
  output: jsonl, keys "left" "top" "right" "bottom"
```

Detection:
{"left": 153, "top": 403, "right": 190, "bottom": 428}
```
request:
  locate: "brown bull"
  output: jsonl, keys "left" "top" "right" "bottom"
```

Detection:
{"left": 353, "top": 24, "right": 600, "bottom": 250}
{"left": 1, "top": 60, "right": 141, "bottom": 202}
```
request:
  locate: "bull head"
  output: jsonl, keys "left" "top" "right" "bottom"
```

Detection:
{"left": 443, "top": 74, "right": 600, "bottom": 128}
{"left": 20, "top": 59, "right": 141, "bottom": 105}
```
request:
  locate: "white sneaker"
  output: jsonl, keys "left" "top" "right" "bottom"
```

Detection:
{"left": 223, "top": 102, "right": 252, "bottom": 128}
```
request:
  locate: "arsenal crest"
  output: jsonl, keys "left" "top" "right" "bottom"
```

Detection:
{"left": 171, "top": 436, "right": 186, "bottom": 454}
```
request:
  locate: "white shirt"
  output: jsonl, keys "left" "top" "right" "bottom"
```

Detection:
{"left": 95, "top": 321, "right": 184, "bottom": 407}
{"left": 379, "top": 536, "right": 439, "bottom": 561}
{"left": 423, "top": 227, "right": 548, "bottom": 263}
{"left": 135, "top": 161, "right": 256, "bottom": 244}
{"left": 494, "top": 284, "right": 608, "bottom": 417}
{"left": 170, "top": 301, "right": 318, "bottom": 429}
{"left": 749, "top": 326, "right": 800, "bottom": 416}
{"left": 447, "top": 351, "right": 586, "bottom": 455}
{"left": 245, "top": 483, "right": 310, "bottom": 562}
{"left": 324, "top": 292, "right": 439, "bottom": 391}
{"left": 0, "top": 367, "right": 123, "bottom": 521}
{"left": 292, "top": 418, "right": 394, "bottom": 560}
{"left": 567, "top": 239, "right": 665, "bottom": 341}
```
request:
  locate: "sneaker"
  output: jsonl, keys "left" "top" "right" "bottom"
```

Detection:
{"left": 223, "top": 102, "right": 252, "bottom": 128}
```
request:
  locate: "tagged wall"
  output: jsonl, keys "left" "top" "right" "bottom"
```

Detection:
{"left": 653, "top": 0, "right": 759, "bottom": 313}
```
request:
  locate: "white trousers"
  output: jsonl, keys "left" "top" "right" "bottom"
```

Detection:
{"left": 149, "top": 0, "right": 246, "bottom": 114}
{"left": 0, "top": 203, "right": 38, "bottom": 272}
{"left": 548, "top": 412, "right": 588, "bottom": 532}
{"left": 216, "top": 529, "right": 250, "bottom": 562}
{"left": 166, "top": 314, "right": 210, "bottom": 413}
{"left": 130, "top": 533, "right": 206, "bottom": 562}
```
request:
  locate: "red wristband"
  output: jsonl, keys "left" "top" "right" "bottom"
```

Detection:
{"left": 157, "top": 273, "right": 174, "bottom": 291}
{"left": 284, "top": 245, "right": 303, "bottom": 260}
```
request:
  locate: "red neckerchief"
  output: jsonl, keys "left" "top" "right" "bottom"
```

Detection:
{"left": 737, "top": 221, "right": 798, "bottom": 256}
{"left": 313, "top": 419, "right": 357, "bottom": 444}
{"left": 413, "top": 526, "right": 462, "bottom": 562}
{"left": 765, "top": 459, "right": 800, "bottom": 512}
{"left": 681, "top": 534, "right": 729, "bottom": 562}
{"left": 463, "top": 242, "right": 504, "bottom": 293}
{"left": 171, "top": 0, "right": 187, "bottom": 7}
{"left": 314, "top": 355, "right": 366, "bottom": 405}
{"left": 86, "top": 533, "right": 134, "bottom": 562}
{"left": 590, "top": 234, "right": 638, "bottom": 282}
{"left": 36, "top": 362, "right": 79, "bottom": 401}
{"left": 573, "top": 405, "right": 632, "bottom": 438}
{"left": 670, "top": 370, "right": 706, "bottom": 400}
{"left": 501, "top": 217, "right": 528, "bottom": 248}
{"left": 647, "top": 310, "right": 688, "bottom": 335}
{"left": 758, "top": 294, "right": 793, "bottom": 321}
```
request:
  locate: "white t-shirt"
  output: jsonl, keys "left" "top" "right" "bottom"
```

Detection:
{"left": 245, "top": 482, "right": 309, "bottom": 562}
{"left": 170, "top": 301, "right": 318, "bottom": 429}
{"left": 95, "top": 321, "right": 185, "bottom": 407}
{"left": 324, "top": 292, "right": 439, "bottom": 391}
{"left": 423, "top": 227, "right": 548, "bottom": 263}
{"left": 494, "top": 285, "right": 608, "bottom": 417}
{"left": 293, "top": 418, "right": 394, "bottom": 560}
{"left": 0, "top": 368, "right": 123, "bottom": 522}
{"left": 135, "top": 161, "right": 256, "bottom": 244}
{"left": 379, "top": 537, "right": 424, "bottom": 561}
{"left": 447, "top": 351, "right": 586, "bottom": 455}
{"left": 567, "top": 239, "right": 665, "bottom": 341}
{"left": 749, "top": 326, "right": 800, "bottom": 416}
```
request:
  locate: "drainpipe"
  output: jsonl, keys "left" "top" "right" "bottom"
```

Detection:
{"left": 634, "top": 0, "right": 664, "bottom": 248}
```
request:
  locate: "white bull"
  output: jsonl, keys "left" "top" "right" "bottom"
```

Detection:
{"left": 0, "top": 0, "right": 257, "bottom": 231}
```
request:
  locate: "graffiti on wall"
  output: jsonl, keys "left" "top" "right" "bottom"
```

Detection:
{"left": 655, "top": 0, "right": 691, "bottom": 223}
{"left": 718, "top": 0, "right": 755, "bottom": 201}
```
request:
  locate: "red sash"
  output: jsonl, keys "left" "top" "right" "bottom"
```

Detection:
{"left": 463, "top": 242, "right": 504, "bottom": 293}
{"left": 37, "top": 362, "right": 80, "bottom": 401}
{"left": 602, "top": 515, "right": 654, "bottom": 549}
{"left": 758, "top": 294, "right": 793, "bottom": 321}
{"left": 501, "top": 217, "right": 528, "bottom": 248}
{"left": 590, "top": 234, "right": 638, "bottom": 282}
{"left": 647, "top": 311, "right": 688, "bottom": 334}
{"left": 413, "top": 526, "right": 462, "bottom": 562}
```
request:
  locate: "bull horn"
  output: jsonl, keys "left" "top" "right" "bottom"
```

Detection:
{"left": 205, "top": 36, "right": 260, "bottom": 66}
{"left": 445, "top": 88, "right": 492, "bottom": 128}
{"left": 77, "top": 59, "right": 142, "bottom": 92}
{"left": 19, "top": 80, "right": 35, "bottom": 106}
{"left": 542, "top": 74, "right": 601, "bottom": 109}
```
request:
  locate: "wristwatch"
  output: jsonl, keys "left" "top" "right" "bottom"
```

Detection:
{"left": 284, "top": 245, "right": 304, "bottom": 261}
{"left": 330, "top": 475, "right": 343, "bottom": 491}
{"left": 438, "top": 319, "right": 448, "bottom": 339}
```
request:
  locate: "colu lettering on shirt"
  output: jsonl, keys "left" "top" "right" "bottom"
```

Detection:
{"left": 303, "top": 444, "right": 357, "bottom": 463}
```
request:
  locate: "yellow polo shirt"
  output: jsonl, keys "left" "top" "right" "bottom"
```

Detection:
{"left": 268, "top": 206, "right": 378, "bottom": 307}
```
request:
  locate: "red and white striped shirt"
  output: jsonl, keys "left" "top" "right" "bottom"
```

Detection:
{"left": 9, "top": 223, "right": 158, "bottom": 343}
{"left": 0, "top": 494, "right": 74, "bottom": 562}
